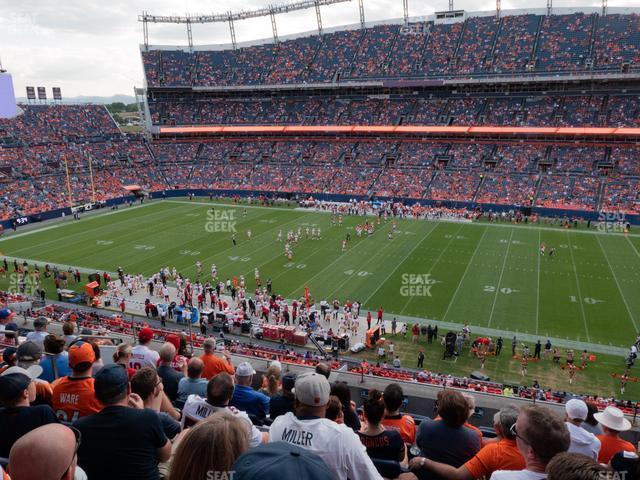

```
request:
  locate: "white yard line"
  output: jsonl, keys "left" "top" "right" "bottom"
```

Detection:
{"left": 536, "top": 229, "right": 541, "bottom": 335}
{"left": 596, "top": 235, "right": 639, "bottom": 333}
{"left": 487, "top": 228, "right": 514, "bottom": 328}
{"left": 626, "top": 236, "right": 640, "bottom": 260}
{"left": 399, "top": 224, "right": 465, "bottom": 315}
{"left": 441, "top": 227, "right": 489, "bottom": 323}
{"left": 566, "top": 233, "right": 592, "bottom": 343}
{"left": 361, "top": 223, "right": 441, "bottom": 306}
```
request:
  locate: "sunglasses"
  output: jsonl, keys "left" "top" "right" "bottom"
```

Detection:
{"left": 510, "top": 423, "right": 530, "bottom": 445}
{"left": 59, "top": 426, "right": 82, "bottom": 480}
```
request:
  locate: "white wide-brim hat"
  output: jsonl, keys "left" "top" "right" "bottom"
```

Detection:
{"left": 594, "top": 406, "right": 632, "bottom": 432}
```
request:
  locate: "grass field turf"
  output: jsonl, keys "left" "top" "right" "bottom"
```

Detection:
{"left": 1, "top": 198, "right": 639, "bottom": 398}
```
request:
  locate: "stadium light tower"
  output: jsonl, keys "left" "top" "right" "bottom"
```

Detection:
{"left": 403, "top": 0, "right": 409, "bottom": 24}
{"left": 496, "top": 0, "right": 501, "bottom": 18}
{"left": 358, "top": 0, "right": 365, "bottom": 28}
{"left": 449, "top": 0, "right": 454, "bottom": 11}
{"left": 139, "top": 0, "right": 352, "bottom": 49}
{"left": 546, "top": 0, "right": 552, "bottom": 16}
{"left": 602, "top": 0, "right": 607, "bottom": 16}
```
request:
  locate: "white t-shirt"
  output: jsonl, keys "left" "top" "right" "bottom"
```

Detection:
{"left": 26, "top": 330, "right": 48, "bottom": 346}
{"left": 181, "top": 395, "right": 262, "bottom": 447}
{"left": 128, "top": 344, "right": 159, "bottom": 370}
{"left": 269, "top": 412, "right": 382, "bottom": 480}
{"left": 490, "top": 470, "right": 547, "bottom": 480}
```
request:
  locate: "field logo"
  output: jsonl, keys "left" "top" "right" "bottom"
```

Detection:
{"left": 400, "top": 273, "right": 434, "bottom": 297}
{"left": 8, "top": 273, "right": 39, "bottom": 296}
{"left": 597, "top": 211, "right": 627, "bottom": 233}
{"left": 205, "top": 209, "right": 237, "bottom": 233}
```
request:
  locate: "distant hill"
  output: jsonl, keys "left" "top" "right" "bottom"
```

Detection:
{"left": 15, "top": 94, "right": 136, "bottom": 105}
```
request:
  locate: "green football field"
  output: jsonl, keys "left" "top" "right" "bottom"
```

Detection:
{"left": 2, "top": 198, "right": 640, "bottom": 398}
{"left": 2, "top": 199, "right": 639, "bottom": 346}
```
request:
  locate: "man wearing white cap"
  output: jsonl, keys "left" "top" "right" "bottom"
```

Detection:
{"left": 595, "top": 406, "right": 635, "bottom": 464}
{"left": 564, "top": 399, "right": 600, "bottom": 459}
{"left": 269, "top": 372, "right": 382, "bottom": 480}
{"left": 230, "top": 361, "right": 270, "bottom": 420}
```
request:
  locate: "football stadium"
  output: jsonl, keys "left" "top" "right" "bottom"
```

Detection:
{"left": 1, "top": 1, "right": 640, "bottom": 479}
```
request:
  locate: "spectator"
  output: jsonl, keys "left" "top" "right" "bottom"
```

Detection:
{"left": 25, "top": 316, "right": 48, "bottom": 346}
{"left": 410, "top": 390, "right": 482, "bottom": 479}
{"left": 0, "top": 347, "right": 17, "bottom": 372}
{"left": 176, "top": 357, "right": 207, "bottom": 404}
{"left": 180, "top": 372, "right": 264, "bottom": 447}
{"left": 230, "top": 361, "right": 270, "bottom": 421}
{"left": 112, "top": 343, "right": 136, "bottom": 379}
{"left": 130, "top": 367, "right": 181, "bottom": 440}
{"left": 330, "top": 381, "right": 361, "bottom": 432}
{"left": 39, "top": 334, "right": 71, "bottom": 382}
{"left": 546, "top": 452, "right": 606, "bottom": 480}
{"left": 269, "top": 372, "right": 382, "bottom": 480}
{"left": 382, "top": 383, "right": 417, "bottom": 444}
{"left": 62, "top": 322, "right": 77, "bottom": 347}
{"left": 129, "top": 327, "right": 159, "bottom": 370}
{"left": 199, "top": 337, "right": 234, "bottom": 379}
{"left": 357, "top": 389, "right": 405, "bottom": 474}
{"left": 315, "top": 361, "right": 332, "bottom": 379}
{"left": 75, "top": 363, "right": 171, "bottom": 480}
{"left": 0, "top": 365, "right": 58, "bottom": 458}
{"left": 52, "top": 341, "right": 102, "bottom": 422}
{"left": 269, "top": 372, "right": 296, "bottom": 420}
{"left": 416, "top": 406, "right": 524, "bottom": 479}
{"left": 7, "top": 423, "right": 85, "bottom": 480}
{"left": 15, "top": 341, "right": 52, "bottom": 405}
{"left": 169, "top": 411, "right": 250, "bottom": 480}
{"left": 582, "top": 401, "right": 603, "bottom": 436}
{"left": 489, "top": 405, "right": 570, "bottom": 479}
{"left": 564, "top": 399, "right": 600, "bottom": 459}
{"left": 610, "top": 450, "right": 640, "bottom": 480}
{"left": 325, "top": 395, "right": 345, "bottom": 424}
{"left": 259, "top": 361, "right": 282, "bottom": 397}
{"left": 233, "top": 442, "right": 336, "bottom": 480}
{"left": 595, "top": 406, "right": 635, "bottom": 464}
{"left": 156, "top": 342, "right": 184, "bottom": 402}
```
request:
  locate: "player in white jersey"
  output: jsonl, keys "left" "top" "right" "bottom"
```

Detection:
{"left": 311, "top": 227, "right": 317, "bottom": 239}
{"left": 247, "top": 229, "right": 252, "bottom": 240}
{"left": 254, "top": 268, "right": 260, "bottom": 286}
{"left": 196, "top": 261, "right": 202, "bottom": 276}
{"left": 317, "top": 227, "right": 321, "bottom": 239}
{"left": 305, "top": 227, "right": 310, "bottom": 239}
{"left": 277, "top": 230, "right": 283, "bottom": 242}
{"left": 211, "top": 264, "right": 217, "bottom": 279}
{"left": 342, "top": 239, "right": 347, "bottom": 251}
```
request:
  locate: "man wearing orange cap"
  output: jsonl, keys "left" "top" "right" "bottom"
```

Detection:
{"left": 51, "top": 341, "right": 103, "bottom": 422}
{"left": 129, "top": 327, "right": 159, "bottom": 370}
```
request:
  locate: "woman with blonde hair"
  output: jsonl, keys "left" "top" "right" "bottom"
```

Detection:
{"left": 259, "top": 361, "right": 282, "bottom": 397}
{"left": 112, "top": 342, "right": 136, "bottom": 378}
{"left": 168, "top": 411, "right": 250, "bottom": 480}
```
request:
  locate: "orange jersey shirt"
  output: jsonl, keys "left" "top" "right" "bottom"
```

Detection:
{"left": 382, "top": 414, "right": 417, "bottom": 444}
{"left": 52, "top": 376, "right": 102, "bottom": 423}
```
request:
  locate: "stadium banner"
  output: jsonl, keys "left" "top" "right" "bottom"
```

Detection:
{"left": 52, "top": 87, "right": 62, "bottom": 100}
{"left": 70, "top": 203, "right": 95, "bottom": 214}
{"left": 26, "top": 86, "right": 36, "bottom": 100}
{"left": 37, "top": 86, "right": 46, "bottom": 100}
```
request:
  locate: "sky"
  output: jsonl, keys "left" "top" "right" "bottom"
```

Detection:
{"left": 0, "top": 0, "right": 637, "bottom": 98}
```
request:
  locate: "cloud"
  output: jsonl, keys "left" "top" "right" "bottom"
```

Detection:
{"left": 0, "top": 0, "right": 638, "bottom": 97}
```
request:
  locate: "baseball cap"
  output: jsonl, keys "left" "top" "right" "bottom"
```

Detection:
{"left": 0, "top": 308, "right": 15, "bottom": 322}
{"left": 292, "top": 372, "right": 330, "bottom": 407}
{"left": 281, "top": 372, "right": 297, "bottom": 393}
{"left": 565, "top": 398, "right": 588, "bottom": 421}
{"left": 33, "top": 316, "right": 48, "bottom": 329}
{"left": 0, "top": 365, "right": 43, "bottom": 402}
{"left": 94, "top": 363, "right": 129, "bottom": 401}
{"left": 165, "top": 333, "right": 181, "bottom": 350}
{"left": 138, "top": 327, "right": 154, "bottom": 343}
{"left": 236, "top": 362, "right": 256, "bottom": 377}
{"left": 68, "top": 341, "right": 96, "bottom": 368}
{"left": 2, "top": 347, "right": 17, "bottom": 364}
{"left": 16, "top": 341, "right": 43, "bottom": 362}
{"left": 233, "top": 442, "right": 336, "bottom": 480}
